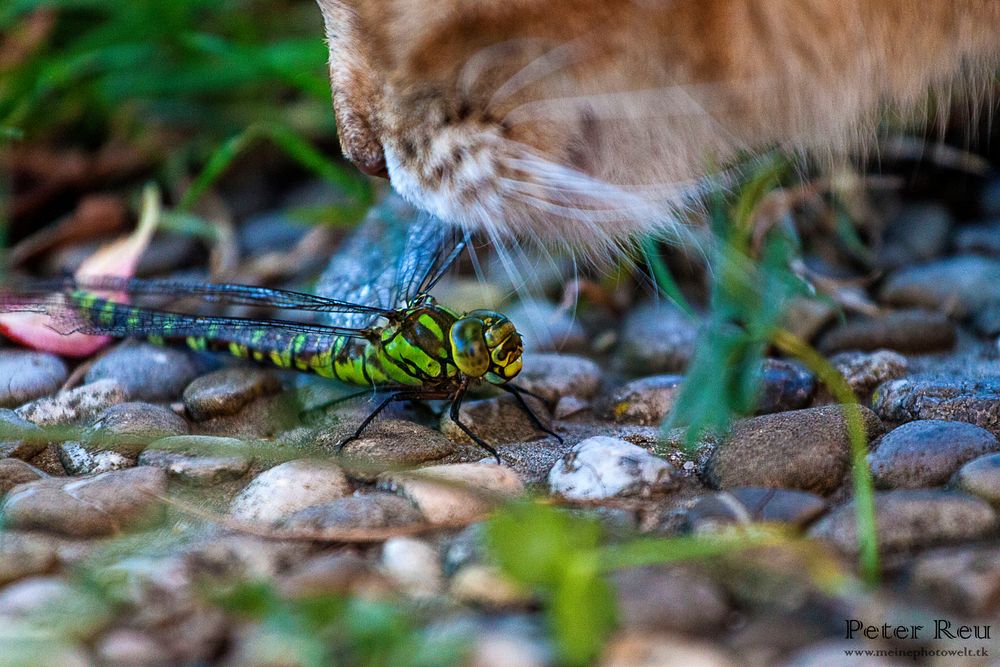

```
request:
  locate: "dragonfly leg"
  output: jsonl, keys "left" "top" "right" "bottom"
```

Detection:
{"left": 450, "top": 390, "right": 501, "bottom": 464}
{"left": 500, "top": 384, "right": 563, "bottom": 444}
{"left": 505, "top": 382, "right": 557, "bottom": 411}
{"left": 336, "top": 393, "right": 403, "bottom": 452}
{"left": 301, "top": 389, "right": 373, "bottom": 418}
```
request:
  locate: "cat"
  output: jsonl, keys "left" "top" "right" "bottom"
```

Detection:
{"left": 315, "top": 0, "right": 1000, "bottom": 252}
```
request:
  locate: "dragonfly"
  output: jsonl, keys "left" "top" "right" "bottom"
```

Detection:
{"left": 0, "top": 203, "right": 561, "bottom": 461}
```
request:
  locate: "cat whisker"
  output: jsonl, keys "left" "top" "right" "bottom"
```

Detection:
{"left": 487, "top": 34, "right": 596, "bottom": 111}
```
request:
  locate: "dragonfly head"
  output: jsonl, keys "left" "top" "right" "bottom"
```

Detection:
{"left": 449, "top": 310, "right": 523, "bottom": 383}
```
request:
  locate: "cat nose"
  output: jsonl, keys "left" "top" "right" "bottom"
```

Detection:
{"left": 356, "top": 154, "right": 389, "bottom": 179}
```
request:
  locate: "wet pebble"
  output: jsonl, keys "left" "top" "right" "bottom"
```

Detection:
{"left": 548, "top": 437, "right": 677, "bottom": 500}
{"left": 595, "top": 375, "right": 683, "bottom": 425}
{"left": 514, "top": 353, "right": 602, "bottom": 402}
{"left": 0, "top": 531, "right": 59, "bottom": 585}
{"left": 86, "top": 341, "right": 201, "bottom": 401}
{"left": 440, "top": 394, "right": 556, "bottom": 449}
{"left": 824, "top": 350, "right": 908, "bottom": 403}
{"left": 755, "top": 359, "right": 815, "bottom": 415}
{"left": 0, "top": 458, "right": 45, "bottom": 495}
{"left": 0, "top": 409, "right": 45, "bottom": 459}
{"left": 910, "top": 544, "right": 1000, "bottom": 615}
{"left": 450, "top": 564, "right": 532, "bottom": 608}
{"left": 183, "top": 368, "right": 281, "bottom": 421}
{"left": 685, "top": 488, "right": 827, "bottom": 531}
{"left": 229, "top": 459, "right": 351, "bottom": 524}
{"left": 279, "top": 493, "right": 424, "bottom": 534}
{"left": 703, "top": 405, "right": 882, "bottom": 495}
{"left": 138, "top": 436, "right": 251, "bottom": 485}
{"left": 873, "top": 375, "right": 1000, "bottom": 436}
{"left": 953, "top": 220, "right": 1000, "bottom": 256}
{"left": 1, "top": 466, "right": 167, "bottom": 537}
{"left": 323, "top": 419, "right": 454, "bottom": 480}
{"left": 868, "top": 420, "right": 1000, "bottom": 488}
{"left": 378, "top": 463, "right": 523, "bottom": 524}
{"left": 380, "top": 536, "right": 444, "bottom": 597}
{"left": 83, "top": 402, "right": 189, "bottom": 455}
{"left": 615, "top": 302, "right": 699, "bottom": 374}
{"left": 879, "top": 255, "right": 1000, "bottom": 317}
{"left": 15, "top": 379, "right": 127, "bottom": 426}
{"left": 611, "top": 566, "right": 730, "bottom": 634}
{"left": 953, "top": 453, "right": 1000, "bottom": 504}
{"left": 818, "top": 309, "right": 956, "bottom": 354}
{"left": 809, "top": 489, "right": 997, "bottom": 555}
{"left": 0, "top": 351, "right": 67, "bottom": 408}
{"left": 58, "top": 442, "right": 134, "bottom": 475}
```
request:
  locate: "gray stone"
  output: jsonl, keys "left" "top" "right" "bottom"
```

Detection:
{"left": 611, "top": 566, "right": 730, "bottom": 634}
{"left": 514, "top": 353, "right": 602, "bottom": 402}
{"left": 873, "top": 375, "right": 1000, "bottom": 436}
{"left": 876, "top": 203, "right": 952, "bottom": 269}
{"left": 825, "top": 350, "right": 909, "bottom": 403}
{"left": 616, "top": 302, "right": 699, "bottom": 374}
{"left": 83, "top": 402, "right": 189, "bottom": 455}
{"left": 16, "top": 379, "right": 127, "bottom": 426}
{"left": 279, "top": 552, "right": 395, "bottom": 600}
{"left": 973, "top": 303, "right": 1000, "bottom": 337}
{"left": 548, "top": 436, "right": 677, "bottom": 500}
{"left": 139, "top": 436, "right": 251, "bottom": 485}
{"left": 868, "top": 420, "right": 1000, "bottom": 488}
{"left": 703, "top": 405, "right": 882, "bottom": 495}
{"left": 94, "top": 629, "right": 171, "bottom": 667}
{"left": 0, "top": 531, "right": 59, "bottom": 585}
{"left": 954, "top": 453, "right": 1000, "bottom": 504}
{"left": 505, "top": 298, "right": 587, "bottom": 352}
{"left": 818, "top": 309, "right": 956, "bottom": 354}
{"left": 0, "top": 458, "right": 45, "bottom": 496}
{"left": 320, "top": 419, "right": 454, "bottom": 480}
{"left": 440, "top": 394, "right": 556, "bottom": 449}
{"left": 183, "top": 368, "right": 281, "bottom": 421}
{"left": 809, "top": 490, "right": 997, "bottom": 555}
{"left": 1, "top": 466, "right": 168, "bottom": 537}
{"left": 953, "top": 220, "right": 1000, "bottom": 256}
{"left": 58, "top": 441, "right": 134, "bottom": 475}
{"left": 381, "top": 536, "right": 444, "bottom": 597}
{"left": 279, "top": 493, "right": 424, "bottom": 534}
{"left": 0, "top": 409, "right": 45, "bottom": 459}
{"left": 910, "top": 544, "right": 1000, "bottom": 615}
{"left": 595, "top": 374, "right": 683, "bottom": 425}
{"left": 756, "top": 359, "right": 816, "bottom": 415}
{"left": 0, "top": 351, "right": 67, "bottom": 408}
{"left": 377, "top": 463, "right": 523, "bottom": 524}
{"left": 229, "top": 459, "right": 351, "bottom": 524}
{"left": 879, "top": 255, "right": 1000, "bottom": 317}
{"left": 685, "top": 488, "right": 827, "bottom": 530}
{"left": 86, "top": 341, "right": 200, "bottom": 401}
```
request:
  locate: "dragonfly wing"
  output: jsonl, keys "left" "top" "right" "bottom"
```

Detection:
{"left": 314, "top": 194, "right": 463, "bottom": 328}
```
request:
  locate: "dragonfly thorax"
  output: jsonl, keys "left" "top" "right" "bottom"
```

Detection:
{"left": 449, "top": 309, "right": 523, "bottom": 385}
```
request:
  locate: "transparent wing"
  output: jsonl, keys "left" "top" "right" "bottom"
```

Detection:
{"left": 313, "top": 194, "right": 463, "bottom": 328}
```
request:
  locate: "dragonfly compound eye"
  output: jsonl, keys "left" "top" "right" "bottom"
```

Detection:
{"left": 449, "top": 318, "right": 490, "bottom": 377}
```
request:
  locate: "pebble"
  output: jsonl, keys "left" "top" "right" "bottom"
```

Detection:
{"left": 615, "top": 302, "right": 699, "bottom": 374}
{"left": 1, "top": 466, "right": 167, "bottom": 537}
{"left": 441, "top": 523, "right": 486, "bottom": 576}
{"left": 322, "top": 419, "right": 454, "bottom": 480}
{"left": 817, "top": 309, "right": 956, "bottom": 354}
{"left": 953, "top": 220, "right": 1000, "bottom": 256}
{"left": 0, "top": 531, "right": 59, "bottom": 585}
{"left": 380, "top": 537, "right": 444, "bottom": 597}
{"left": 703, "top": 405, "right": 882, "bottom": 495}
{"left": 86, "top": 341, "right": 201, "bottom": 401}
{"left": 780, "top": 296, "right": 836, "bottom": 344}
{"left": 0, "top": 351, "right": 67, "bottom": 408}
{"left": 973, "top": 303, "right": 1000, "bottom": 337}
{"left": 554, "top": 396, "right": 590, "bottom": 419}
{"left": 378, "top": 463, "right": 524, "bottom": 524}
{"left": 182, "top": 368, "right": 281, "bottom": 421}
{"left": 953, "top": 453, "right": 1000, "bottom": 504}
{"left": 57, "top": 441, "right": 134, "bottom": 475}
{"left": 873, "top": 376, "right": 1000, "bottom": 436}
{"left": 685, "top": 488, "right": 827, "bottom": 531}
{"left": 781, "top": 640, "right": 903, "bottom": 667}
{"left": 279, "top": 493, "right": 424, "bottom": 534}
{"left": 83, "top": 402, "right": 189, "bottom": 455}
{"left": 279, "top": 552, "right": 395, "bottom": 600}
{"left": 0, "top": 575, "right": 75, "bottom": 617}
{"left": 94, "top": 629, "right": 171, "bottom": 667}
{"left": 809, "top": 489, "right": 997, "bottom": 555}
{"left": 595, "top": 375, "right": 683, "bottom": 425}
{"left": 876, "top": 203, "right": 952, "bottom": 269}
{"left": 879, "top": 255, "right": 1000, "bottom": 317}
{"left": 755, "top": 359, "right": 816, "bottom": 415}
{"left": 0, "top": 409, "right": 45, "bottom": 459}
{"left": 611, "top": 566, "right": 730, "bottom": 635}
{"left": 601, "top": 632, "right": 738, "bottom": 667}
{"left": 440, "top": 394, "right": 556, "bottom": 448}
{"left": 138, "top": 436, "right": 252, "bottom": 485}
{"left": 910, "top": 544, "right": 1000, "bottom": 616}
{"left": 868, "top": 420, "right": 1000, "bottom": 488}
{"left": 229, "top": 459, "right": 351, "bottom": 524}
{"left": 505, "top": 298, "right": 588, "bottom": 352}
{"left": 0, "top": 458, "right": 45, "bottom": 495}
{"left": 825, "top": 350, "right": 908, "bottom": 402}
{"left": 981, "top": 177, "right": 1000, "bottom": 216}
{"left": 15, "top": 379, "right": 127, "bottom": 426}
{"left": 514, "top": 353, "right": 602, "bottom": 403}
{"left": 548, "top": 437, "right": 677, "bottom": 500}
{"left": 450, "top": 564, "right": 532, "bottom": 608}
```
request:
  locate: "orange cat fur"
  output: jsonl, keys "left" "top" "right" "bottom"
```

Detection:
{"left": 316, "top": 0, "right": 1000, "bottom": 249}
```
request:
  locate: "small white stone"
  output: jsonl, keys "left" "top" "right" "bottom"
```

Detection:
{"left": 229, "top": 459, "right": 350, "bottom": 524}
{"left": 548, "top": 437, "right": 676, "bottom": 501}
{"left": 378, "top": 463, "right": 523, "bottom": 524}
{"left": 380, "top": 536, "right": 443, "bottom": 597}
